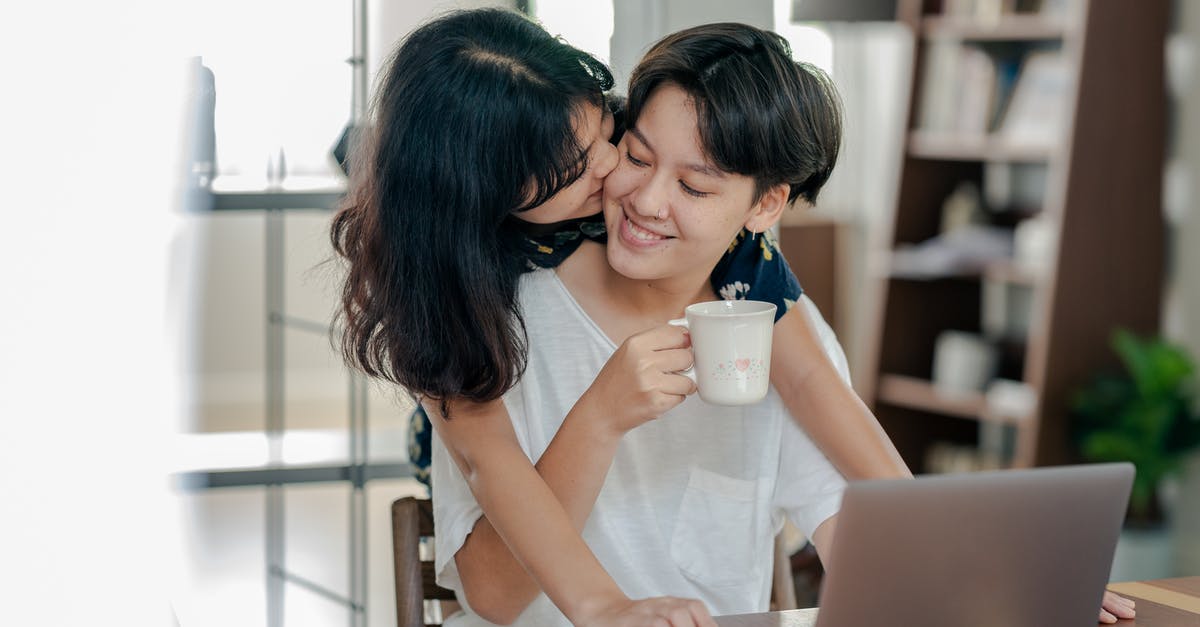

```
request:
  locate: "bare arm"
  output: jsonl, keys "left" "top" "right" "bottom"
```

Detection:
{"left": 808, "top": 514, "right": 837, "bottom": 566}
{"left": 429, "top": 398, "right": 626, "bottom": 625}
{"left": 434, "top": 325, "right": 706, "bottom": 625}
{"left": 770, "top": 305, "right": 912, "bottom": 481}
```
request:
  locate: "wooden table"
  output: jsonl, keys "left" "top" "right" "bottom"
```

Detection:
{"left": 1108, "top": 578, "right": 1200, "bottom": 625}
{"left": 714, "top": 577, "right": 1200, "bottom": 627}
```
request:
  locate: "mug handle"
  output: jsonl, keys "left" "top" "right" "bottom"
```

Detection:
{"left": 667, "top": 318, "right": 697, "bottom": 383}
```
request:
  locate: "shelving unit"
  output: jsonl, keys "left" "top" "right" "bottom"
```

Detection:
{"left": 862, "top": 0, "right": 1167, "bottom": 472}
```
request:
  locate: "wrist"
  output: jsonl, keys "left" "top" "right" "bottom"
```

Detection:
{"left": 567, "top": 590, "right": 631, "bottom": 626}
{"left": 571, "top": 389, "right": 626, "bottom": 442}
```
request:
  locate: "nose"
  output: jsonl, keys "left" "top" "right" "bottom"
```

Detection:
{"left": 593, "top": 141, "right": 619, "bottom": 180}
{"left": 628, "top": 172, "right": 669, "bottom": 220}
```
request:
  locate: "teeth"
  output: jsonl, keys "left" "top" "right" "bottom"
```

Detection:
{"left": 627, "top": 218, "right": 665, "bottom": 241}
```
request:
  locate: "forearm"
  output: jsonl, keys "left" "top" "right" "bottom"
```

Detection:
{"left": 455, "top": 393, "right": 624, "bottom": 619}
{"left": 433, "top": 397, "right": 627, "bottom": 624}
{"left": 536, "top": 389, "right": 624, "bottom": 525}
{"left": 771, "top": 308, "right": 912, "bottom": 480}
{"left": 456, "top": 442, "right": 625, "bottom": 624}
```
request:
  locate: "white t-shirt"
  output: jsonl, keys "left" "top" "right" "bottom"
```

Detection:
{"left": 432, "top": 268, "right": 849, "bottom": 626}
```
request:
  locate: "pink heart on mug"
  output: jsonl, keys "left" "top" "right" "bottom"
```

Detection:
{"left": 735, "top": 358, "right": 750, "bottom": 371}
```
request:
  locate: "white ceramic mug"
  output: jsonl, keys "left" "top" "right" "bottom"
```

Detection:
{"left": 669, "top": 300, "right": 777, "bottom": 406}
{"left": 932, "top": 330, "right": 998, "bottom": 396}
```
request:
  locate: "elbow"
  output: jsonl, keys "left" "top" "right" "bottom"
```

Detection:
{"left": 456, "top": 551, "right": 535, "bottom": 625}
{"left": 459, "top": 580, "right": 526, "bottom": 625}
{"left": 477, "top": 607, "right": 522, "bottom": 626}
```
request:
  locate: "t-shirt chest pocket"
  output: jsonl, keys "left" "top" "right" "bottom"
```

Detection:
{"left": 669, "top": 466, "right": 766, "bottom": 588}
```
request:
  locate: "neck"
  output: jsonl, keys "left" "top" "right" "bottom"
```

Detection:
{"left": 604, "top": 265, "right": 713, "bottom": 320}
{"left": 557, "top": 241, "right": 719, "bottom": 347}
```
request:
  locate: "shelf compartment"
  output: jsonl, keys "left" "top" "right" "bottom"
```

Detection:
{"left": 921, "top": 15, "right": 1070, "bottom": 42}
{"left": 908, "top": 131, "right": 1054, "bottom": 162}
{"left": 885, "top": 260, "right": 1041, "bottom": 286}
{"left": 982, "top": 261, "right": 1041, "bottom": 286}
{"left": 878, "top": 374, "right": 1033, "bottom": 425}
{"left": 877, "top": 374, "right": 985, "bottom": 420}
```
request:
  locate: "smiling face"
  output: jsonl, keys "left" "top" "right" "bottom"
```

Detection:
{"left": 517, "top": 103, "right": 618, "bottom": 224}
{"left": 603, "top": 83, "right": 783, "bottom": 287}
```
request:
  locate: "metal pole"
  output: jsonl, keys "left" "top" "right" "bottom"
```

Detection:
{"left": 265, "top": 207, "right": 286, "bottom": 627}
{"left": 349, "top": 3, "right": 369, "bottom": 625}
{"left": 348, "top": 372, "right": 370, "bottom": 627}
{"left": 358, "top": 375, "right": 370, "bottom": 627}
{"left": 352, "top": 0, "right": 368, "bottom": 124}
{"left": 348, "top": 373, "right": 360, "bottom": 627}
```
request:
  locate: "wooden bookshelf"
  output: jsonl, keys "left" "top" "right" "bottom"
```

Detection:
{"left": 862, "top": 0, "right": 1167, "bottom": 472}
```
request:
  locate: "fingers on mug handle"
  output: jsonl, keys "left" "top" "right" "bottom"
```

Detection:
{"left": 666, "top": 318, "right": 696, "bottom": 382}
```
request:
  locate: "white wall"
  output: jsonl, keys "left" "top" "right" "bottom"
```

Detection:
{"left": 610, "top": 0, "right": 773, "bottom": 90}
{"left": 368, "top": 0, "right": 515, "bottom": 93}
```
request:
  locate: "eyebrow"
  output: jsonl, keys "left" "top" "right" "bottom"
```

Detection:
{"left": 627, "top": 125, "right": 726, "bottom": 179}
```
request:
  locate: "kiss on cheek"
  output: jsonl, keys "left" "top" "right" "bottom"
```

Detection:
{"left": 603, "top": 84, "right": 768, "bottom": 285}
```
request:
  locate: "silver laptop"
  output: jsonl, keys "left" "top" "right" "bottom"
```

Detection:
{"left": 816, "top": 463, "right": 1134, "bottom": 627}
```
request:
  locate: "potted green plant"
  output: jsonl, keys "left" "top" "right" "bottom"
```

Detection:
{"left": 1071, "top": 329, "right": 1200, "bottom": 528}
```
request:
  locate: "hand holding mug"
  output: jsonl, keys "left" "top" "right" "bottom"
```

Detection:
{"left": 581, "top": 324, "right": 697, "bottom": 435}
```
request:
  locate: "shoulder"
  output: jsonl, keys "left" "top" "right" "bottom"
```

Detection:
{"left": 796, "top": 295, "right": 851, "bottom": 384}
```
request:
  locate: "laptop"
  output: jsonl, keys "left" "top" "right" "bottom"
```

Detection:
{"left": 815, "top": 463, "right": 1134, "bottom": 627}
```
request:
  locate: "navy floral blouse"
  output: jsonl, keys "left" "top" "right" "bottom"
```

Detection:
{"left": 406, "top": 218, "right": 803, "bottom": 490}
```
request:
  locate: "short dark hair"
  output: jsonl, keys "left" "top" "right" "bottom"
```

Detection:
{"left": 331, "top": 8, "right": 613, "bottom": 407}
{"left": 626, "top": 23, "right": 842, "bottom": 205}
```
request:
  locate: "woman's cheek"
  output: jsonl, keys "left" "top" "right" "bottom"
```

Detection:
{"left": 603, "top": 163, "right": 640, "bottom": 199}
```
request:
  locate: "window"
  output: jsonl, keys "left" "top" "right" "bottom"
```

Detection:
{"left": 182, "top": 0, "right": 353, "bottom": 180}
{"left": 774, "top": 0, "right": 834, "bottom": 75}
{"left": 533, "top": 0, "right": 615, "bottom": 65}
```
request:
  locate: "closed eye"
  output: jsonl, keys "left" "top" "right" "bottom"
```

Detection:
{"left": 680, "top": 180, "right": 709, "bottom": 198}
{"left": 625, "top": 149, "right": 648, "bottom": 167}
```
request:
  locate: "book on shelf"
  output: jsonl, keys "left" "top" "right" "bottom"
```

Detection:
{"left": 996, "top": 50, "right": 1070, "bottom": 146}
{"left": 916, "top": 40, "right": 1065, "bottom": 150}
{"left": 917, "top": 40, "right": 996, "bottom": 137}
{"left": 917, "top": 41, "right": 1026, "bottom": 139}
{"left": 1028, "top": 0, "right": 1079, "bottom": 20}
{"left": 942, "top": 0, "right": 1005, "bottom": 22}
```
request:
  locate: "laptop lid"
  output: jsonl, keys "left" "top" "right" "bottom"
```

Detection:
{"left": 815, "top": 463, "right": 1134, "bottom": 627}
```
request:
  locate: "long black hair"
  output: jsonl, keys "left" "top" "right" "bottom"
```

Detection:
{"left": 331, "top": 8, "right": 613, "bottom": 407}
{"left": 626, "top": 23, "right": 842, "bottom": 205}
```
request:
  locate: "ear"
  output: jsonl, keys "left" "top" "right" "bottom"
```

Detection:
{"left": 744, "top": 183, "right": 789, "bottom": 234}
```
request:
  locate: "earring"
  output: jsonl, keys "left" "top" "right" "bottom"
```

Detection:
{"left": 750, "top": 229, "right": 758, "bottom": 241}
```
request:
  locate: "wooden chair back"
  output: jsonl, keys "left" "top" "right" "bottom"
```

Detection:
{"left": 392, "top": 497, "right": 457, "bottom": 627}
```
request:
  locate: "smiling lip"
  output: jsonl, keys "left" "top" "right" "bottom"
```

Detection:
{"left": 618, "top": 210, "right": 672, "bottom": 248}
